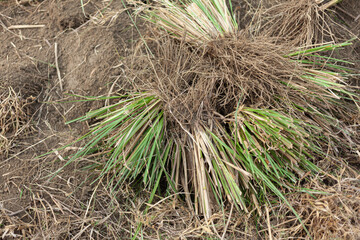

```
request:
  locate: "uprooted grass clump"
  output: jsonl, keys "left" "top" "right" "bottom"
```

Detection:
{"left": 58, "top": 0, "right": 359, "bottom": 228}
{"left": 62, "top": 35, "right": 359, "bottom": 220}
{"left": 129, "top": 34, "right": 359, "bottom": 213}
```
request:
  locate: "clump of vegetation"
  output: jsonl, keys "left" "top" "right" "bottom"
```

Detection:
{"left": 61, "top": 0, "right": 359, "bottom": 223}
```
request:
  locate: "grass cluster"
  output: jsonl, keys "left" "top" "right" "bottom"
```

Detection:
{"left": 59, "top": 0, "right": 359, "bottom": 233}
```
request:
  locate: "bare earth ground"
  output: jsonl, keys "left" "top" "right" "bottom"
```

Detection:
{"left": 0, "top": 0, "right": 360, "bottom": 239}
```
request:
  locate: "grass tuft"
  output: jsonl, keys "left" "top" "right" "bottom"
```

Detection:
{"left": 56, "top": 0, "right": 359, "bottom": 235}
{"left": 63, "top": 93, "right": 168, "bottom": 192}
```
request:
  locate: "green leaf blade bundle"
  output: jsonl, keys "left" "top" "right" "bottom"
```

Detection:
{"left": 145, "top": 0, "right": 238, "bottom": 42}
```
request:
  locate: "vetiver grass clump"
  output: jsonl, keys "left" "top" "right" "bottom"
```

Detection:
{"left": 60, "top": 0, "right": 359, "bottom": 223}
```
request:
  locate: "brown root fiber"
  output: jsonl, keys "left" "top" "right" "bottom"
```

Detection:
{"left": 128, "top": 34, "right": 357, "bottom": 131}
{"left": 252, "top": 0, "right": 348, "bottom": 46}
{"left": 130, "top": 37, "right": 217, "bottom": 126}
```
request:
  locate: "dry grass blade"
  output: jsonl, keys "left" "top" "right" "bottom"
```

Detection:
{"left": 267, "top": 167, "right": 360, "bottom": 239}
{"left": 0, "top": 87, "right": 34, "bottom": 157}
{"left": 251, "top": 0, "right": 347, "bottom": 46}
{"left": 319, "top": 0, "right": 342, "bottom": 10}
